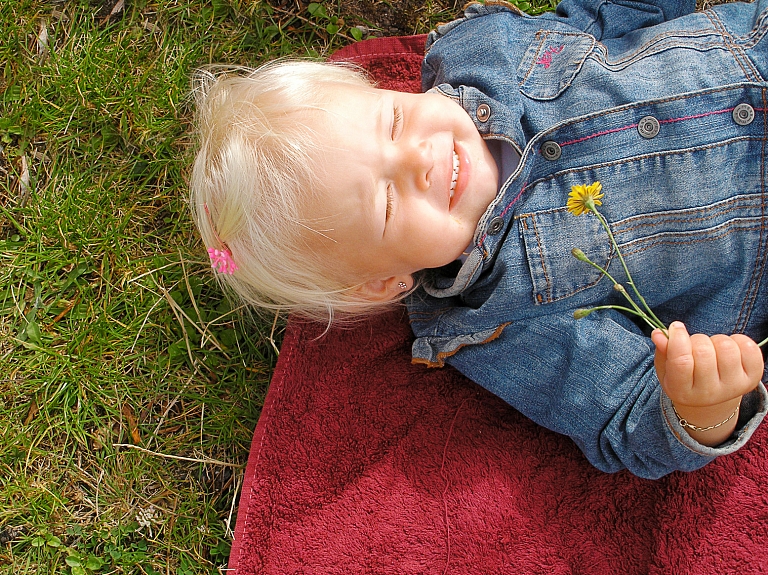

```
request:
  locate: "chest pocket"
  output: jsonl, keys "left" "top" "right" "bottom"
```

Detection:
{"left": 517, "top": 207, "right": 611, "bottom": 305}
{"left": 517, "top": 30, "right": 595, "bottom": 101}
{"left": 518, "top": 194, "right": 767, "bottom": 307}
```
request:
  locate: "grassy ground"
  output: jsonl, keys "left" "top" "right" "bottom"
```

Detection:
{"left": 0, "top": 0, "right": 548, "bottom": 573}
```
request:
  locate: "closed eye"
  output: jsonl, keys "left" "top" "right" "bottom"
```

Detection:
{"left": 385, "top": 184, "right": 394, "bottom": 222}
{"left": 392, "top": 105, "right": 402, "bottom": 140}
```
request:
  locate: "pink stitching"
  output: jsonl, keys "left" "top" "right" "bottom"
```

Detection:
{"left": 479, "top": 182, "right": 527, "bottom": 246}
{"left": 559, "top": 106, "right": 767, "bottom": 147}
{"left": 560, "top": 124, "right": 638, "bottom": 147}
{"left": 499, "top": 182, "right": 528, "bottom": 218}
{"left": 536, "top": 45, "right": 564, "bottom": 69}
{"left": 659, "top": 107, "right": 735, "bottom": 125}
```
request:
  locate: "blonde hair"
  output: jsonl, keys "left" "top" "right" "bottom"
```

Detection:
{"left": 189, "top": 60, "right": 400, "bottom": 322}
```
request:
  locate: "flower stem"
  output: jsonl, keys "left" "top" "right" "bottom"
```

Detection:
{"left": 588, "top": 203, "right": 668, "bottom": 336}
{"left": 571, "top": 251, "right": 666, "bottom": 333}
{"left": 576, "top": 304, "right": 659, "bottom": 320}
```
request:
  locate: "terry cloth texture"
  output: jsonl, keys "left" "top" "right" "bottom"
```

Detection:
{"left": 227, "top": 36, "right": 768, "bottom": 575}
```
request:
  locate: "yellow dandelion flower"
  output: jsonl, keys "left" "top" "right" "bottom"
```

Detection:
{"left": 567, "top": 182, "right": 604, "bottom": 216}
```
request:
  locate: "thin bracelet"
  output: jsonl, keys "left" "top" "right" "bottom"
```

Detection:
{"left": 672, "top": 404, "right": 740, "bottom": 432}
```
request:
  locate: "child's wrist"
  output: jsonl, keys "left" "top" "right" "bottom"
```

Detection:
{"left": 672, "top": 402, "right": 740, "bottom": 432}
{"left": 670, "top": 398, "right": 742, "bottom": 446}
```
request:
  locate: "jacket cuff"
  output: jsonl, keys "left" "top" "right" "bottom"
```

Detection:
{"left": 661, "top": 381, "right": 768, "bottom": 457}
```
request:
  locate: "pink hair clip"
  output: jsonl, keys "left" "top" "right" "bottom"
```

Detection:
{"left": 208, "top": 247, "right": 239, "bottom": 274}
{"left": 204, "top": 203, "right": 239, "bottom": 275}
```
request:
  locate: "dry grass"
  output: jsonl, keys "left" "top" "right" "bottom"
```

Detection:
{"left": 0, "top": 0, "right": 735, "bottom": 573}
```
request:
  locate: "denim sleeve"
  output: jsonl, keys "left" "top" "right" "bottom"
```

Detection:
{"left": 548, "top": 0, "right": 696, "bottom": 39}
{"left": 436, "top": 311, "right": 768, "bottom": 479}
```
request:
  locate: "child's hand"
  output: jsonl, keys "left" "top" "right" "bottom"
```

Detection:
{"left": 651, "top": 321, "right": 763, "bottom": 447}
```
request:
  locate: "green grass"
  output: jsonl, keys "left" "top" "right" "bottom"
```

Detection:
{"left": 0, "top": 1, "right": 556, "bottom": 573}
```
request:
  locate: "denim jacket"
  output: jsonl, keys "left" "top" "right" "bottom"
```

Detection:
{"left": 407, "top": 0, "right": 768, "bottom": 478}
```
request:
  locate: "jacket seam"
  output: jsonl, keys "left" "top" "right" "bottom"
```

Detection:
{"left": 737, "top": 88, "right": 768, "bottom": 331}
{"left": 594, "top": 31, "right": 734, "bottom": 69}
{"left": 705, "top": 9, "right": 761, "bottom": 81}
{"left": 558, "top": 106, "right": 748, "bottom": 148}
{"left": 532, "top": 85, "right": 767, "bottom": 142}
{"left": 620, "top": 223, "right": 765, "bottom": 259}
{"left": 530, "top": 135, "right": 766, "bottom": 188}
{"left": 613, "top": 197, "right": 764, "bottom": 234}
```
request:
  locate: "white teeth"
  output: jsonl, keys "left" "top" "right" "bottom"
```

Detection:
{"left": 450, "top": 151, "right": 459, "bottom": 198}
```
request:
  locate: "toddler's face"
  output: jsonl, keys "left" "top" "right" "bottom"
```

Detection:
{"left": 311, "top": 84, "right": 499, "bottom": 291}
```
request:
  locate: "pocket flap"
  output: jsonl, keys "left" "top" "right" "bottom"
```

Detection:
{"left": 517, "top": 31, "right": 595, "bottom": 101}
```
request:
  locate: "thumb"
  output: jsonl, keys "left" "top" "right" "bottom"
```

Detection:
{"left": 651, "top": 328, "right": 669, "bottom": 383}
{"left": 659, "top": 321, "right": 695, "bottom": 391}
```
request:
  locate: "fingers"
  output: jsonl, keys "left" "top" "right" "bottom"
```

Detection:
{"left": 730, "top": 334, "right": 764, "bottom": 391}
{"left": 706, "top": 334, "right": 742, "bottom": 387}
{"left": 654, "top": 322, "right": 764, "bottom": 406}
{"left": 690, "top": 333, "right": 719, "bottom": 390}
{"left": 697, "top": 334, "right": 762, "bottom": 396}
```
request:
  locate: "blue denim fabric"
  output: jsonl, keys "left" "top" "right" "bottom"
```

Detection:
{"left": 407, "top": 0, "right": 768, "bottom": 478}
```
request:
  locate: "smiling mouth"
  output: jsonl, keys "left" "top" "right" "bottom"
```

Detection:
{"left": 450, "top": 150, "right": 459, "bottom": 198}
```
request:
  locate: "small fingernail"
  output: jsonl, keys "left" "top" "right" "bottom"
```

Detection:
{"left": 670, "top": 321, "right": 685, "bottom": 331}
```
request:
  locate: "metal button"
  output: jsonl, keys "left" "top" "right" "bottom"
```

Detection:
{"left": 541, "top": 140, "right": 561, "bottom": 161}
{"left": 733, "top": 103, "right": 755, "bottom": 126}
{"left": 476, "top": 103, "right": 491, "bottom": 122}
{"left": 487, "top": 216, "right": 505, "bottom": 235}
{"left": 638, "top": 116, "right": 660, "bottom": 139}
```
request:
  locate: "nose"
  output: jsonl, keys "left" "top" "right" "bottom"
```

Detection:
{"left": 396, "top": 138, "right": 431, "bottom": 192}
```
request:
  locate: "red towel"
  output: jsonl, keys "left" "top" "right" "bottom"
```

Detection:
{"left": 228, "top": 37, "right": 768, "bottom": 575}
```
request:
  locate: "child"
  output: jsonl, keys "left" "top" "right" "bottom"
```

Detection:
{"left": 190, "top": 0, "right": 768, "bottom": 478}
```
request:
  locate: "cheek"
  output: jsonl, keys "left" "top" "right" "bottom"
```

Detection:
{"left": 408, "top": 223, "right": 467, "bottom": 267}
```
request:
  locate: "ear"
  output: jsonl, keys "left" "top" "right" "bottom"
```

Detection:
{"left": 355, "top": 275, "right": 413, "bottom": 302}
